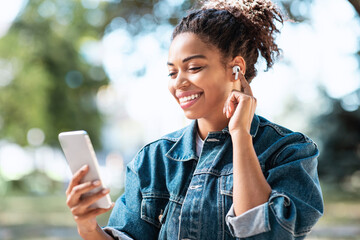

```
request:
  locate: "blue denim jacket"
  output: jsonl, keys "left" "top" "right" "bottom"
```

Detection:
{"left": 103, "top": 115, "right": 324, "bottom": 239}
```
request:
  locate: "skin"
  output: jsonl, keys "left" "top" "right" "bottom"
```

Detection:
{"left": 65, "top": 32, "right": 272, "bottom": 240}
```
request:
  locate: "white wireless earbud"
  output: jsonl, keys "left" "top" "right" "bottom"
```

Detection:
{"left": 232, "top": 66, "right": 241, "bottom": 80}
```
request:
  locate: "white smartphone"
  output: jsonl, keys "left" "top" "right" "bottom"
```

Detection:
{"left": 58, "top": 130, "right": 112, "bottom": 209}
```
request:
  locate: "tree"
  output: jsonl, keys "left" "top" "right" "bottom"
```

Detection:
{"left": 0, "top": 0, "right": 111, "bottom": 148}
{"left": 312, "top": 89, "right": 360, "bottom": 184}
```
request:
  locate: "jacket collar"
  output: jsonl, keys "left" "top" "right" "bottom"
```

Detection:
{"left": 165, "top": 120, "right": 199, "bottom": 162}
{"left": 165, "top": 114, "right": 260, "bottom": 162}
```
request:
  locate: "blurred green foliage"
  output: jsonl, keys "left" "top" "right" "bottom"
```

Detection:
{"left": 0, "top": 0, "right": 112, "bottom": 148}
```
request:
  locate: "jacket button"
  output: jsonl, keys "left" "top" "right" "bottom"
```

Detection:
{"left": 158, "top": 209, "right": 164, "bottom": 222}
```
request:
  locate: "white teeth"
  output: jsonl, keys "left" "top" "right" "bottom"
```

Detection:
{"left": 179, "top": 93, "right": 201, "bottom": 103}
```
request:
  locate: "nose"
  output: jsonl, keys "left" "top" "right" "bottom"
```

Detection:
{"left": 172, "top": 72, "right": 190, "bottom": 90}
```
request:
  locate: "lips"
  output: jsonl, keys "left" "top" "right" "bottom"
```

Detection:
{"left": 176, "top": 92, "right": 203, "bottom": 109}
{"left": 179, "top": 93, "right": 201, "bottom": 103}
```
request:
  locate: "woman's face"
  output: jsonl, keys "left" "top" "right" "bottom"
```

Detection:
{"left": 167, "top": 32, "right": 234, "bottom": 121}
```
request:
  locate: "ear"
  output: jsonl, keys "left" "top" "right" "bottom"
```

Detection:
{"left": 229, "top": 56, "right": 246, "bottom": 81}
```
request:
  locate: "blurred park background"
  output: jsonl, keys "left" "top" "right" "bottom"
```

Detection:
{"left": 0, "top": 0, "right": 359, "bottom": 239}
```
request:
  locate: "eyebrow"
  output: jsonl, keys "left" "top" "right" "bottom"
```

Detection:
{"left": 167, "top": 54, "right": 207, "bottom": 66}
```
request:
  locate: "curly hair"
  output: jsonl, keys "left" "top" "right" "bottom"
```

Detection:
{"left": 172, "top": 0, "right": 284, "bottom": 82}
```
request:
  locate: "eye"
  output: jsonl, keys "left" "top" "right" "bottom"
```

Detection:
{"left": 189, "top": 66, "right": 203, "bottom": 72}
{"left": 168, "top": 72, "right": 177, "bottom": 78}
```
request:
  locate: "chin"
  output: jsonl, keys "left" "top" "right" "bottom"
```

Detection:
{"left": 183, "top": 111, "right": 201, "bottom": 120}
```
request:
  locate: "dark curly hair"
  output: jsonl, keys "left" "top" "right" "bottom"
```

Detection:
{"left": 172, "top": 0, "right": 284, "bottom": 82}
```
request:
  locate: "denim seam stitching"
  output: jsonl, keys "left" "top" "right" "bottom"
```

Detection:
{"left": 258, "top": 122, "right": 287, "bottom": 137}
{"left": 161, "top": 136, "right": 180, "bottom": 142}
{"left": 219, "top": 177, "right": 226, "bottom": 239}
{"left": 264, "top": 203, "right": 271, "bottom": 233}
{"left": 194, "top": 170, "right": 234, "bottom": 176}
{"left": 169, "top": 197, "right": 183, "bottom": 205}
{"left": 177, "top": 160, "right": 198, "bottom": 240}
{"left": 140, "top": 200, "right": 162, "bottom": 229}
{"left": 142, "top": 193, "right": 170, "bottom": 199}
{"left": 220, "top": 177, "right": 234, "bottom": 237}
{"left": 165, "top": 154, "right": 197, "bottom": 162}
{"left": 220, "top": 191, "right": 233, "bottom": 197}
{"left": 128, "top": 164, "right": 138, "bottom": 177}
{"left": 220, "top": 175, "right": 233, "bottom": 197}
{"left": 198, "top": 174, "right": 210, "bottom": 240}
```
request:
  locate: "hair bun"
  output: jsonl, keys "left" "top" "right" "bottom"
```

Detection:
{"left": 201, "top": 0, "right": 282, "bottom": 29}
{"left": 200, "top": 0, "right": 284, "bottom": 75}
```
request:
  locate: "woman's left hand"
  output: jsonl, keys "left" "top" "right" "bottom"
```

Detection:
{"left": 223, "top": 73, "right": 257, "bottom": 136}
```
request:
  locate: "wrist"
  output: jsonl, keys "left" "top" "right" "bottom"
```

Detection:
{"left": 230, "top": 129, "right": 252, "bottom": 140}
{"left": 78, "top": 224, "right": 100, "bottom": 239}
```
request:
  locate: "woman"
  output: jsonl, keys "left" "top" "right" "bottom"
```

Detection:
{"left": 65, "top": 0, "right": 324, "bottom": 239}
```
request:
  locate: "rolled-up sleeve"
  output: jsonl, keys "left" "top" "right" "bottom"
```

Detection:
{"left": 226, "top": 135, "right": 324, "bottom": 239}
{"left": 226, "top": 202, "right": 270, "bottom": 238}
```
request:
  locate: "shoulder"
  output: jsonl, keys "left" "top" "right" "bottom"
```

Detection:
{"left": 255, "top": 115, "right": 319, "bottom": 165}
{"left": 257, "top": 115, "right": 316, "bottom": 144}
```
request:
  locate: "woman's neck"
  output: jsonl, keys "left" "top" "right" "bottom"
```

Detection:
{"left": 197, "top": 117, "right": 229, "bottom": 140}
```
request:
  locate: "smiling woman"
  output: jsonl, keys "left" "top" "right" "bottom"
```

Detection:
{"left": 64, "top": 0, "right": 324, "bottom": 239}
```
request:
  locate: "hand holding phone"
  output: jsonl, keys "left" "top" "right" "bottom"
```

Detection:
{"left": 59, "top": 130, "right": 112, "bottom": 209}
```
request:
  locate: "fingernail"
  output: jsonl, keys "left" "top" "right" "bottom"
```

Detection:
{"left": 81, "top": 165, "right": 88, "bottom": 171}
{"left": 93, "top": 180, "right": 100, "bottom": 186}
{"left": 102, "top": 189, "right": 110, "bottom": 194}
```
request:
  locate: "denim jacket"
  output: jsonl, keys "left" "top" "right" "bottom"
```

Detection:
{"left": 103, "top": 115, "right": 324, "bottom": 239}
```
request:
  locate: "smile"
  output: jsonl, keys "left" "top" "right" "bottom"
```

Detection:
{"left": 179, "top": 93, "right": 202, "bottom": 103}
{"left": 178, "top": 92, "right": 203, "bottom": 109}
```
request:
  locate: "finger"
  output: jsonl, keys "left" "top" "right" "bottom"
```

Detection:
{"left": 74, "top": 203, "right": 115, "bottom": 222}
{"left": 67, "top": 180, "right": 101, "bottom": 207}
{"left": 70, "top": 188, "right": 110, "bottom": 215}
{"left": 80, "top": 188, "right": 111, "bottom": 209}
{"left": 239, "top": 73, "right": 253, "bottom": 96}
{"left": 246, "top": 96, "right": 257, "bottom": 129}
{"left": 66, "top": 165, "right": 89, "bottom": 195}
{"left": 226, "top": 90, "right": 245, "bottom": 118}
{"left": 223, "top": 92, "right": 233, "bottom": 117}
{"left": 250, "top": 97, "right": 257, "bottom": 121}
{"left": 227, "top": 94, "right": 237, "bottom": 118}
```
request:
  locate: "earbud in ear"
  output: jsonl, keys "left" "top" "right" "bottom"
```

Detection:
{"left": 232, "top": 66, "right": 241, "bottom": 80}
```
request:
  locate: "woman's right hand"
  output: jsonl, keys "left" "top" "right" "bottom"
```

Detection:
{"left": 66, "top": 165, "right": 114, "bottom": 237}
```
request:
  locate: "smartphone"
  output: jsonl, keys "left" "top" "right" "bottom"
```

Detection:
{"left": 58, "top": 130, "right": 112, "bottom": 209}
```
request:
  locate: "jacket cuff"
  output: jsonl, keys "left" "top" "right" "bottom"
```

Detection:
{"left": 225, "top": 202, "right": 270, "bottom": 238}
{"left": 102, "top": 227, "right": 134, "bottom": 240}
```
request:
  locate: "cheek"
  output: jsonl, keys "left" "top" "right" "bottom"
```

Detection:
{"left": 168, "top": 80, "right": 176, "bottom": 98}
{"left": 205, "top": 81, "right": 232, "bottom": 103}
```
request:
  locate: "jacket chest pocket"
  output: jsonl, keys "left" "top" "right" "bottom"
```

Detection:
{"left": 141, "top": 194, "right": 169, "bottom": 229}
{"left": 220, "top": 174, "right": 234, "bottom": 238}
